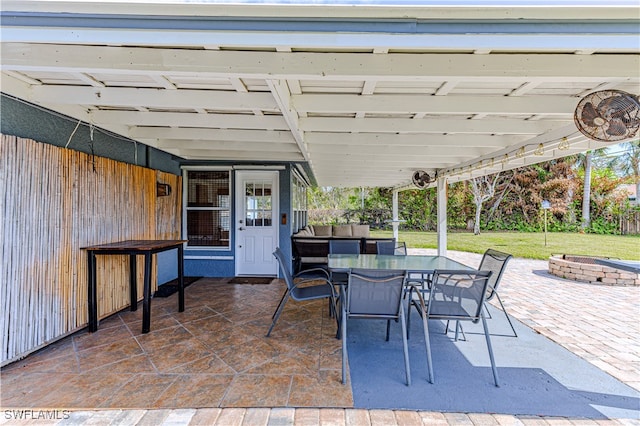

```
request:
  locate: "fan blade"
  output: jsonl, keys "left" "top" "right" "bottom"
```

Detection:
{"left": 580, "top": 102, "right": 601, "bottom": 127}
{"left": 606, "top": 119, "right": 628, "bottom": 137}
{"left": 412, "top": 171, "right": 428, "bottom": 188}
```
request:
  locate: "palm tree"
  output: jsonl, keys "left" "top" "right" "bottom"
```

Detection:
{"left": 570, "top": 148, "right": 610, "bottom": 229}
{"left": 608, "top": 141, "right": 640, "bottom": 204}
{"left": 581, "top": 151, "right": 592, "bottom": 229}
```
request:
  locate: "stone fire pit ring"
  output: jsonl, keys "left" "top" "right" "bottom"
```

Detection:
{"left": 549, "top": 255, "right": 640, "bottom": 286}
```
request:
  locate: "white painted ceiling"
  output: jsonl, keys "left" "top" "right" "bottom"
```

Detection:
{"left": 1, "top": 1, "right": 639, "bottom": 188}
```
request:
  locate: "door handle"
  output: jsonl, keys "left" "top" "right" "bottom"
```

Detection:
{"left": 239, "top": 227, "right": 245, "bottom": 231}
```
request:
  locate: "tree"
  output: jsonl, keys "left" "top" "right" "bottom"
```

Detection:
{"left": 486, "top": 171, "right": 515, "bottom": 223}
{"left": 570, "top": 148, "right": 608, "bottom": 230}
{"left": 469, "top": 173, "right": 501, "bottom": 235}
{"left": 582, "top": 151, "right": 592, "bottom": 229}
{"left": 307, "top": 187, "right": 354, "bottom": 224}
{"left": 608, "top": 141, "right": 640, "bottom": 203}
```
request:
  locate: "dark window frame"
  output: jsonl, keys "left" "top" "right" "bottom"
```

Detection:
{"left": 183, "top": 168, "right": 231, "bottom": 250}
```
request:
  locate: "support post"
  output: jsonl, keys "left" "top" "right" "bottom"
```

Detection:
{"left": 392, "top": 189, "right": 399, "bottom": 242}
{"left": 437, "top": 176, "right": 448, "bottom": 257}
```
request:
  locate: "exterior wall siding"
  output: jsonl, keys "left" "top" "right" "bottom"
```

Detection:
{"left": 1, "top": 96, "right": 299, "bottom": 363}
{"left": 1, "top": 135, "right": 182, "bottom": 365}
{"left": 182, "top": 166, "right": 295, "bottom": 278}
{"left": 0, "top": 94, "right": 181, "bottom": 176}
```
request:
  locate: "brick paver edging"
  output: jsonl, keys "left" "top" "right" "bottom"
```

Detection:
{"left": 549, "top": 255, "right": 640, "bottom": 286}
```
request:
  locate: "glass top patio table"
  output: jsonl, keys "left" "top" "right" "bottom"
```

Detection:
{"left": 327, "top": 254, "right": 473, "bottom": 274}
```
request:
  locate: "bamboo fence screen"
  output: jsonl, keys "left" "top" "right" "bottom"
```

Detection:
{"left": 1, "top": 135, "right": 182, "bottom": 365}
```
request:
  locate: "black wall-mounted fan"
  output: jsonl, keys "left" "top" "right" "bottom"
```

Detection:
{"left": 412, "top": 170, "right": 434, "bottom": 189}
{"left": 574, "top": 90, "right": 640, "bottom": 142}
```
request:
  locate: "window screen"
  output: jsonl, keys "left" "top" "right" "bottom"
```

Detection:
{"left": 185, "top": 170, "right": 230, "bottom": 247}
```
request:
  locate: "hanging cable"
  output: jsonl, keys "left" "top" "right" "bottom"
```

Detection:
{"left": 65, "top": 119, "right": 82, "bottom": 148}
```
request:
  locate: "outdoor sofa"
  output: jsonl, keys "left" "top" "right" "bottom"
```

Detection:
{"left": 291, "top": 224, "right": 394, "bottom": 272}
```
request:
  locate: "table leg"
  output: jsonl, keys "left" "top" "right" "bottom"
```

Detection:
{"left": 142, "top": 252, "right": 152, "bottom": 333}
{"left": 337, "top": 284, "right": 346, "bottom": 339}
{"left": 178, "top": 245, "right": 185, "bottom": 312}
{"left": 129, "top": 254, "right": 137, "bottom": 311}
{"left": 87, "top": 251, "right": 98, "bottom": 332}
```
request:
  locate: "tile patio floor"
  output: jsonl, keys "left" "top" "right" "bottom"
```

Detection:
{"left": 1, "top": 250, "right": 639, "bottom": 425}
{"left": 1, "top": 276, "right": 350, "bottom": 410}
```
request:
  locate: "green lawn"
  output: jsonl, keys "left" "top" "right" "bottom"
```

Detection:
{"left": 369, "top": 230, "right": 640, "bottom": 260}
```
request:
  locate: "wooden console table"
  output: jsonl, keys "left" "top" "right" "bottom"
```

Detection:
{"left": 82, "top": 239, "right": 187, "bottom": 333}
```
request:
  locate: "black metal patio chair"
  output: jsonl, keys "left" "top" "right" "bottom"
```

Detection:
{"left": 266, "top": 247, "right": 339, "bottom": 337}
{"left": 415, "top": 269, "right": 500, "bottom": 386}
{"left": 329, "top": 239, "right": 361, "bottom": 286}
{"left": 329, "top": 239, "right": 361, "bottom": 255}
{"left": 376, "top": 240, "right": 407, "bottom": 256}
{"left": 341, "top": 268, "right": 411, "bottom": 385}
{"left": 478, "top": 248, "right": 517, "bottom": 337}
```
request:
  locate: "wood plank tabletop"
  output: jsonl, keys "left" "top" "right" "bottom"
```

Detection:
{"left": 81, "top": 240, "right": 187, "bottom": 251}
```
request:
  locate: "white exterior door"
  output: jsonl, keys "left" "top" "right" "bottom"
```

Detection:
{"left": 235, "top": 171, "right": 279, "bottom": 276}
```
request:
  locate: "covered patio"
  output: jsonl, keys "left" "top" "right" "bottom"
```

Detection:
{"left": 1, "top": 1, "right": 639, "bottom": 422}
{"left": 3, "top": 1, "right": 638, "bottom": 191}
{"left": 2, "top": 0, "right": 638, "bottom": 256}
{"left": 2, "top": 251, "right": 638, "bottom": 420}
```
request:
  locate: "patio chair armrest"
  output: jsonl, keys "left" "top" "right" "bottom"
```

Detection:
{"left": 294, "top": 267, "right": 330, "bottom": 280}
{"left": 484, "top": 282, "right": 498, "bottom": 300}
{"left": 291, "top": 277, "right": 338, "bottom": 298}
{"left": 409, "top": 283, "right": 429, "bottom": 315}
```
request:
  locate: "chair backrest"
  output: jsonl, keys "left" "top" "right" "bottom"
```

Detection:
{"left": 329, "top": 239, "right": 361, "bottom": 254}
{"left": 478, "top": 249, "right": 513, "bottom": 301}
{"left": 427, "top": 270, "right": 493, "bottom": 323}
{"left": 394, "top": 241, "right": 407, "bottom": 256}
{"left": 376, "top": 240, "right": 396, "bottom": 255}
{"left": 292, "top": 237, "right": 330, "bottom": 258}
{"left": 376, "top": 240, "right": 407, "bottom": 256}
{"left": 346, "top": 269, "right": 406, "bottom": 318}
{"left": 273, "top": 247, "right": 296, "bottom": 290}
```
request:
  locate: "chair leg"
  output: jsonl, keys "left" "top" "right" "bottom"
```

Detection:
{"left": 444, "top": 320, "right": 466, "bottom": 341}
{"left": 400, "top": 308, "right": 411, "bottom": 386}
{"left": 405, "top": 287, "right": 414, "bottom": 340}
{"left": 453, "top": 320, "right": 466, "bottom": 341}
{"left": 386, "top": 320, "right": 391, "bottom": 341}
{"left": 330, "top": 295, "right": 340, "bottom": 339}
{"left": 341, "top": 303, "right": 348, "bottom": 384}
{"left": 412, "top": 289, "right": 433, "bottom": 384}
{"left": 266, "top": 291, "right": 290, "bottom": 337}
{"left": 336, "top": 286, "right": 345, "bottom": 339}
{"left": 493, "top": 293, "right": 518, "bottom": 337}
{"left": 422, "top": 307, "right": 433, "bottom": 384}
{"left": 481, "top": 314, "right": 500, "bottom": 387}
{"left": 272, "top": 289, "right": 288, "bottom": 319}
{"left": 405, "top": 284, "right": 425, "bottom": 340}
{"left": 483, "top": 302, "right": 493, "bottom": 319}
